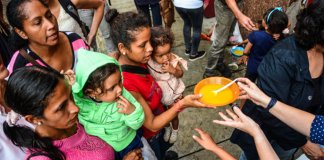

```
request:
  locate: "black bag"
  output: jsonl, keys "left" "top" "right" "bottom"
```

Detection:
{"left": 58, "top": 0, "right": 90, "bottom": 38}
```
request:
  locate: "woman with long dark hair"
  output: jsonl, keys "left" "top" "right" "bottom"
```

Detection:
{"left": 3, "top": 66, "right": 115, "bottom": 160}
{"left": 6, "top": 0, "right": 88, "bottom": 74}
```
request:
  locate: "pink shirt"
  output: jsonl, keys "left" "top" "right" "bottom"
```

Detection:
{"left": 26, "top": 123, "right": 115, "bottom": 160}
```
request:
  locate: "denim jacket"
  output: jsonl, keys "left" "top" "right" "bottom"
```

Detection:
{"left": 234, "top": 36, "right": 324, "bottom": 151}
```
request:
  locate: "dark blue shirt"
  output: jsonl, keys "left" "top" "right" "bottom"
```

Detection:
{"left": 247, "top": 31, "right": 276, "bottom": 75}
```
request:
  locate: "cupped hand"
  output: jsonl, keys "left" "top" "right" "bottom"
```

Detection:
{"left": 213, "top": 107, "right": 261, "bottom": 137}
{"left": 192, "top": 128, "right": 219, "bottom": 151}
{"left": 236, "top": 78, "right": 270, "bottom": 108}
{"left": 117, "top": 95, "right": 136, "bottom": 115}
{"left": 180, "top": 94, "right": 207, "bottom": 108}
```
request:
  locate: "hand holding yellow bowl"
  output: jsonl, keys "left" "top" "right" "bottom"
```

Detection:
{"left": 194, "top": 77, "right": 240, "bottom": 107}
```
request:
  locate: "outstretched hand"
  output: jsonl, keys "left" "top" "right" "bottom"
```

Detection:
{"left": 213, "top": 107, "right": 261, "bottom": 137}
{"left": 192, "top": 128, "right": 219, "bottom": 151}
{"left": 236, "top": 78, "right": 270, "bottom": 108}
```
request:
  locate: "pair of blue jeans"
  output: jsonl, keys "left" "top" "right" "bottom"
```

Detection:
{"left": 115, "top": 133, "right": 143, "bottom": 160}
{"left": 135, "top": 2, "right": 162, "bottom": 27}
{"left": 175, "top": 6, "right": 203, "bottom": 56}
{"left": 147, "top": 128, "right": 173, "bottom": 160}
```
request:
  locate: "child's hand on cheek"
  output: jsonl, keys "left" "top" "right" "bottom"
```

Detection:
{"left": 162, "top": 61, "right": 175, "bottom": 74}
{"left": 117, "top": 96, "right": 136, "bottom": 115}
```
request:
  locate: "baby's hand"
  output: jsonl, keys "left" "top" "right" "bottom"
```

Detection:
{"left": 161, "top": 61, "right": 176, "bottom": 74}
{"left": 117, "top": 96, "right": 136, "bottom": 115}
{"left": 61, "top": 70, "right": 76, "bottom": 86}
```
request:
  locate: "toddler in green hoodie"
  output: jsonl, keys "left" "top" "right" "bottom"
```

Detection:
{"left": 72, "top": 49, "right": 156, "bottom": 159}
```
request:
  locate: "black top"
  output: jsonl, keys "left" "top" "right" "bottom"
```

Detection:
{"left": 309, "top": 76, "right": 322, "bottom": 114}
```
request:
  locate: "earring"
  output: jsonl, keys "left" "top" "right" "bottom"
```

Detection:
{"left": 122, "top": 52, "right": 126, "bottom": 55}
{"left": 37, "top": 122, "right": 42, "bottom": 125}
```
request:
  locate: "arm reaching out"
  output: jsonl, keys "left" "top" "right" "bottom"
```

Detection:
{"left": 225, "top": 0, "right": 255, "bottom": 31}
{"left": 237, "top": 77, "right": 324, "bottom": 159}
{"left": 213, "top": 107, "right": 279, "bottom": 160}
{"left": 193, "top": 128, "right": 236, "bottom": 160}
{"left": 237, "top": 77, "right": 315, "bottom": 136}
{"left": 130, "top": 91, "right": 206, "bottom": 132}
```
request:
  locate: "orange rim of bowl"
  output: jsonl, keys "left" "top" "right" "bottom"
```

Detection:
{"left": 194, "top": 77, "right": 240, "bottom": 107}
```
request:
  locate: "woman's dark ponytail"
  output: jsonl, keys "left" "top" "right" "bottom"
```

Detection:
{"left": 108, "top": 11, "right": 149, "bottom": 49}
{"left": 3, "top": 121, "right": 65, "bottom": 160}
{"left": 4, "top": 66, "right": 66, "bottom": 160}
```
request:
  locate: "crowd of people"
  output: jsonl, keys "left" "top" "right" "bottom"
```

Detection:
{"left": 0, "top": 0, "right": 323, "bottom": 160}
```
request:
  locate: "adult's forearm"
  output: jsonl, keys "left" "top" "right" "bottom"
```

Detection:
{"left": 269, "top": 101, "right": 315, "bottom": 137}
{"left": 225, "top": 0, "right": 243, "bottom": 18}
{"left": 210, "top": 147, "right": 236, "bottom": 160}
{"left": 89, "top": 2, "right": 104, "bottom": 37}
{"left": 253, "top": 130, "right": 279, "bottom": 160}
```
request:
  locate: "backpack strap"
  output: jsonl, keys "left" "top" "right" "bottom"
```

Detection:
{"left": 19, "top": 49, "right": 40, "bottom": 66}
{"left": 57, "top": 0, "right": 89, "bottom": 38}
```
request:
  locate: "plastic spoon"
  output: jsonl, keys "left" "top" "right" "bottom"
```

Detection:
{"left": 212, "top": 78, "right": 238, "bottom": 94}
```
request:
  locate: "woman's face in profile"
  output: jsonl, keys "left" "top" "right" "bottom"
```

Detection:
{"left": 16, "top": 0, "right": 59, "bottom": 47}
{"left": 38, "top": 80, "right": 79, "bottom": 131}
{"left": 125, "top": 27, "right": 153, "bottom": 65}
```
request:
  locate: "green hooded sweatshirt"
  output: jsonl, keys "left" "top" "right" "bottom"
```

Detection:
{"left": 72, "top": 49, "right": 145, "bottom": 151}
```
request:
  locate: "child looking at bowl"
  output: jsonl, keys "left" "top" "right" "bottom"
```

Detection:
{"left": 147, "top": 26, "right": 188, "bottom": 144}
{"left": 243, "top": 7, "right": 288, "bottom": 82}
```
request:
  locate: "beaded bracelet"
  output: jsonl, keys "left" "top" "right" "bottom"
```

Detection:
{"left": 266, "top": 98, "right": 277, "bottom": 111}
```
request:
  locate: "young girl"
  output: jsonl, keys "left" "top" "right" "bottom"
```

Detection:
{"left": 72, "top": 49, "right": 156, "bottom": 159}
{"left": 243, "top": 7, "right": 288, "bottom": 82}
{"left": 3, "top": 66, "right": 115, "bottom": 160}
{"left": 108, "top": 10, "right": 206, "bottom": 159}
{"left": 147, "top": 26, "right": 187, "bottom": 144}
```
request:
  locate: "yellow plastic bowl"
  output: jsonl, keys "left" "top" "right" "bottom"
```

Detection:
{"left": 194, "top": 77, "right": 240, "bottom": 107}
